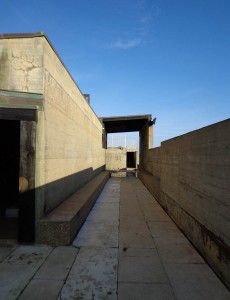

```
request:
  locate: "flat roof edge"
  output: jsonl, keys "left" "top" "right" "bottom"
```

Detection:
{"left": 100, "top": 114, "right": 152, "bottom": 121}
{"left": 0, "top": 32, "right": 98, "bottom": 117}
{"left": 0, "top": 32, "right": 46, "bottom": 39}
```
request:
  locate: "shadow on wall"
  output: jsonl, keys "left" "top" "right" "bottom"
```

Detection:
{"left": 138, "top": 118, "right": 230, "bottom": 289}
{"left": 16, "top": 165, "right": 105, "bottom": 244}
{"left": 43, "top": 165, "right": 105, "bottom": 214}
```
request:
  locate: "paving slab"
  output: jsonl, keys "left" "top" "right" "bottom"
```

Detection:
{"left": 73, "top": 221, "right": 118, "bottom": 247}
{"left": 148, "top": 220, "right": 185, "bottom": 238}
{"left": 19, "top": 279, "right": 64, "bottom": 300}
{"left": 0, "top": 245, "right": 52, "bottom": 300}
{"left": 155, "top": 237, "right": 205, "bottom": 264}
{"left": 119, "top": 247, "right": 157, "bottom": 258}
{"left": 34, "top": 246, "right": 79, "bottom": 280}
{"left": 0, "top": 244, "right": 17, "bottom": 262}
{"left": 118, "top": 248, "right": 168, "bottom": 283}
{"left": 80, "top": 219, "right": 119, "bottom": 229}
{"left": 93, "top": 202, "right": 119, "bottom": 210}
{"left": 119, "top": 215, "right": 149, "bottom": 231}
{"left": 59, "top": 279, "right": 117, "bottom": 300}
{"left": 97, "top": 195, "right": 120, "bottom": 203}
{"left": 118, "top": 283, "right": 176, "bottom": 300}
{"left": 87, "top": 207, "right": 119, "bottom": 221}
{"left": 164, "top": 263, "right": 230, "bottom": 300}
{"left": 60, "top": 247, "right": 118, "bottom": 299}
{"left": 119, "top": 230, "right": 155, "bottom": 249}
{"left": 142, "top": 209, "right": 172, "bottom": 222}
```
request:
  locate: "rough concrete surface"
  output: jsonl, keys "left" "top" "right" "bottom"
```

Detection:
{"left": 140, "top": 119, "right": 230, "bottom": 288}
{"left": 0, "top": 176, "right": 229, "bottom": 300}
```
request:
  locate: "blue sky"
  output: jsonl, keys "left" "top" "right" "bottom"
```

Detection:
{"left": 1, "top": 0, "right": 230, "bottom": 147}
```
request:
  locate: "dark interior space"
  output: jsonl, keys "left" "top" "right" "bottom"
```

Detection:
{"left": 127, "top": 152, "right": 136, "bottom": 168}
{"left": 0, "top": 120, "right": 20, "bottom": 240}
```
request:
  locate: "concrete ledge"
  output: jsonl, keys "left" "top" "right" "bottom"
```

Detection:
{"left": 38, "top": 171, "right": 110, "bottom": 246}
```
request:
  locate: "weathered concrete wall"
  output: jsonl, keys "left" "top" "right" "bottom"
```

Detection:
{"left": 106, "top": 148, "right": 126, "bottom": 170}
{"left": 139, "top": 119, "right": 230, "bottom": 288}
{"left": 0, "top": 34, "right": 106, "bottom": 241}
{"left": 0, "top": 37, "right": 43, "bottom": 93}
{"left": 41, "top": 38, "right": 105, "bottom": 214}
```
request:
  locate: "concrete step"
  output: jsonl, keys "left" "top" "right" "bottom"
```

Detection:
{"left": 38, "top": 171, "right": 110, "bottom": 246}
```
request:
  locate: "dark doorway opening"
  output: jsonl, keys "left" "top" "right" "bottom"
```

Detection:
{"left": 0, "top": 120, "right": 20, "bottom": 240}
{"left": 127, "top": 152, "right": 136, "bottom": 168}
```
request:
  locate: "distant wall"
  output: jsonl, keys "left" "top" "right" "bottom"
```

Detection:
{"left": 106, "top": 148, "right": 126, "bottom": 170}
{"left": 139, "top": 119, "right": 230, "bottom": 288}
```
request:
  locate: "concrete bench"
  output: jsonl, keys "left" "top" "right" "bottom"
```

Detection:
{"left": 38, "top": 171, "right": 110, "bottom": 246}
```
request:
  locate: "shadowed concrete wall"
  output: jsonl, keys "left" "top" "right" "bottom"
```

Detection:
{"left": 139, "top": 147, "right": 161, "bottom": 200}
{"left": 0, "top": 34, "right": 105, "bottom": 241}
{"left": 139, "top": 119, "right": 230, "bottom": 288}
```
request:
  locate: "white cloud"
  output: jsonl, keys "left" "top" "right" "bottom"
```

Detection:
{"left": 106, "top": 1, "right": 160, "bottom": 50}
{"left": 107, "top": 38, "right": 142, "bottom": 50}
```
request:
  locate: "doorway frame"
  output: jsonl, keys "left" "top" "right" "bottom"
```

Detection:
{"left": 0, "top": 107, "right": 37, "bottom": 243}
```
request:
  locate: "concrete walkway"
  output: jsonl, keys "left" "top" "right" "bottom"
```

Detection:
{"left": 0, "top": 175, "right": 229, "bottom": 299}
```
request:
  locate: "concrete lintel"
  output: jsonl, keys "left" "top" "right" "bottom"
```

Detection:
{"left": 0, "top": 90, "right": 43, "bottom": 111}
{"left": 0, "top": 107, "right": 37, "bottom": 122}
{"left": 100, "top": 114, "right": 152, "bottom": 122}
{"left": 0, "top": 90, "right": 43, "bottom": 100}
{"left": 100, "top": 114, "right": 154, "bottom": 133}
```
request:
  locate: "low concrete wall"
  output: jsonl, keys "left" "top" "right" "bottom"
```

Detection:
{"left": 139, "top": 119, "right": 230, "bottom": 289}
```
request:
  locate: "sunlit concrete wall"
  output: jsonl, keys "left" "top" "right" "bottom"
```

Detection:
{"left": 41, "top": 37, "right": 105, "bottom": 214}
{"left": 0, "top": 35, "right": 44, "bottom": 93}
{"left": 106, "top": 148, "right": 126, "bottom": 170}
{"left": 0, "top": 34, "right": 105, "bottom": 239}
{"left": 139, "top": 119, "right": 230, "bottom": 289}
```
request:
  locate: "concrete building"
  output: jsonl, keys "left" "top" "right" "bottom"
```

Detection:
{"left": 0, "top": 32, "right": 229, "bottom": 289}
{"left": 0, "top": 33, "right": 154, "bottom": 245}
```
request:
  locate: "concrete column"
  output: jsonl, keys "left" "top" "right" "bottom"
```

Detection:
{"left": 139, "top": 121, "right": 153, "bottom": 169}
{"left": 19, "top": 121, "right": 36, "bottom": 243}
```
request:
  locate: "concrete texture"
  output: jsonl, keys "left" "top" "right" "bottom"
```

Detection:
{"left": 38, "top": 171, "right": 110, "bottom": 245}
{"left": 40, "top": 35, "right": 106, "bottom": 217}
{"left": 139, "top": 119, "right": 230, "bottom": 288}
{"left": 0, "top": 34, "right": 106, "bottom": 244}
{"left": 65, "top": 178, "right": 120, "bottom": 299}
{"left": 0, "top": 176, "right": 229, "bottom": 299}
{"left": 0, "top": 245, "right": 52, "bottom": 299}
{"left": 106, "top": 148, "right": 127, "bottom": 170}
{"left": 0, "top": 37, "right": 44, "bottom": 93}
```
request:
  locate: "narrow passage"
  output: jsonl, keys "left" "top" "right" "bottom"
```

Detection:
{"left": 60, "top": 177, "right": 120, "bottom": 299}
{"left": 60, "top": 174, "right": 230, "bottom": 300}
{"left": 1, "top": 175, "right": 229, "bottom": 299}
